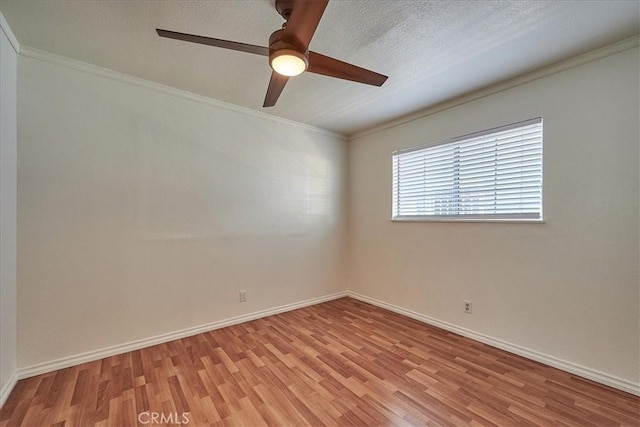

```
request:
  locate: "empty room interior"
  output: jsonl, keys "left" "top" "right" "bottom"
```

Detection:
{"left": 0, "top": 0, "right": 639, "bottom": 425}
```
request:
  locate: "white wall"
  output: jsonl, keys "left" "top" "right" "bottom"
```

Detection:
{"left": 10, "top": 34, "right": 640, "bottom": 396}
{"left": 17, "top": 52, "right": 347, "bottom": 369}
{"left": 348, "top": 47, "right": 639, "bottom": 387}
{"left": 0, "top": 14, "right": 18, "bottom": 406}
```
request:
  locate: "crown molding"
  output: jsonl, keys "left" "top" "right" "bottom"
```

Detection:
{"left": 349, "top": 35, "right": 640, "bottom": 140}
{"left": 0, "top": 12, "right": 20, "bottom": 53}
{"left": 12, "top": 34, "right": 640, "bottom": 143}
{"left": 18, "top": 46, "right": 346, "bottom": 141}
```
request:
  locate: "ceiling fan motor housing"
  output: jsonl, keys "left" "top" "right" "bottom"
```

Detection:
{"left": 268, "top": 29, "right": 309, "bottom": 73}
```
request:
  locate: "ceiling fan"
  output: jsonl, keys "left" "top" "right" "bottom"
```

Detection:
{"left": 156, "top": 0, "right": 388, "bottom": 107}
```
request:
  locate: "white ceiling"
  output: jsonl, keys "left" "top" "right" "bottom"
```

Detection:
{"left": 1, "top": 0, "right": 639, "bottom": 135}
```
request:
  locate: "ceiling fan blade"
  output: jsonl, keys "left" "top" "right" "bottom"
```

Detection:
{"left": 307, "top": 52, "right": 388, "bottom": 86}
{"left": 263, "top": 72, "right": 290, "bottom": 107}
{"left": 156, "top": 29, "right": 269, "bottom": 56}
{"left": 282, "top": 0, "right": 329, "bottom": 50}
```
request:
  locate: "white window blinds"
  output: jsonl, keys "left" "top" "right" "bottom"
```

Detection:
{"left": 392, "top": 118, "right": 543, "bottom": 221}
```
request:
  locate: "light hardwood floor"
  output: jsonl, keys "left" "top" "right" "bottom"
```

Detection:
{"left": 1, "top": 297, "right": 638, "bottom": 426}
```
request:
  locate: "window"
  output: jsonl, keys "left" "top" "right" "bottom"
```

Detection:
{"left": 392, "top": 118, "right": 542, "bottom": 221}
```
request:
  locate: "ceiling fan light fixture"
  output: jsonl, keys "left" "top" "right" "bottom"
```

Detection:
{"left": 270, "top": 49, "right": 308, "bottom": 76}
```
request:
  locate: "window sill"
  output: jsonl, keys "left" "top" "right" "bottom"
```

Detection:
{"left": 391, "top": 217, "right": 545, "bottom": 224}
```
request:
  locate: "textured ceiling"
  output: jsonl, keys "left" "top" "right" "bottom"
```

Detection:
{"left": 1, "top": 0, "right": 639, "bottom": 135}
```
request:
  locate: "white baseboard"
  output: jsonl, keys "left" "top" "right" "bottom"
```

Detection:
{"left": 15, "top": 290, "right": 639, "bottom": 397}
{"left": 346, "top": 291, "right": 640, "bottom": 397}
{"left": 0, "top": 372, "right": 18, "bottom": 409}
{"left": 17, "top": 291, "right": 348, "bottom": 380}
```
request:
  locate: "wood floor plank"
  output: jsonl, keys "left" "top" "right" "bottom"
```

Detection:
{"left": 1, "top": 297, "right": 638, "bottom": 426}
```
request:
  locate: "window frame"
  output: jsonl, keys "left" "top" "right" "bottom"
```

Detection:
{"left": 392, "top": 118, "right": 544, "bottom": 223}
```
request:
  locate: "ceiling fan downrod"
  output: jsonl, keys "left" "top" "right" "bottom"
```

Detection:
{"left": 275, "top": 0, "right": 294, "bottom": 21}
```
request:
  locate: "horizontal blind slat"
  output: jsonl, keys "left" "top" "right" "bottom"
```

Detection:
{"left": 397, "top": 151, "right": 541, "bottom": 177}
{"left": 398, "top": 178, "right": 542, "bottom": 194}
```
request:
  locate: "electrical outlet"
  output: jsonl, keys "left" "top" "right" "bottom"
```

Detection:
{"left": 239, "top": 290, "right": 247, "bottom": 302}
{"left": 464, "top": 300, "right": 472, "bottom": 314}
